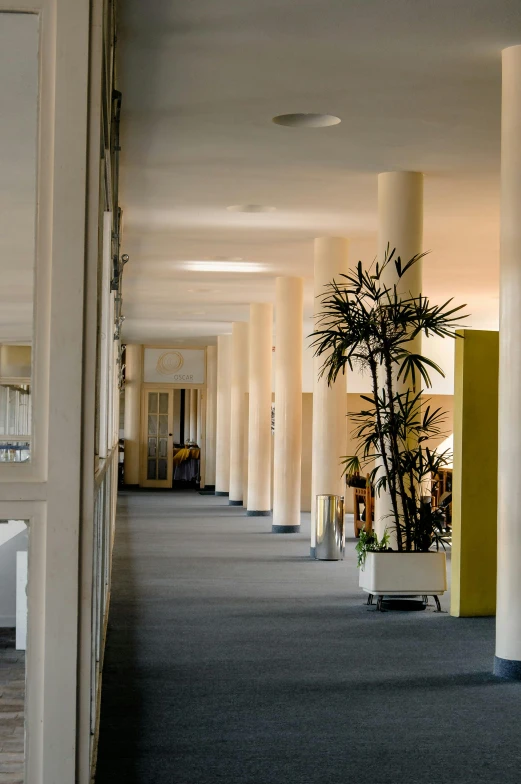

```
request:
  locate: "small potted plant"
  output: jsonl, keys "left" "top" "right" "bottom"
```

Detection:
{"left": 312, "top": 248, "right": 465, "bottom": 607}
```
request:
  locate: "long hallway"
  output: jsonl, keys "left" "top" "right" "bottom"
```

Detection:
{"left": 96, "top": 492, "right": 519, "bottom": 784}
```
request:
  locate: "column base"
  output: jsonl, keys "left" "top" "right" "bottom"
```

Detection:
{"left": 229, "top": 500, "right": 243, "bottom": 506}
{"left": 215, "top": 491, "right": 229, "bottom": 497}
{"left": 493, "top": 655, "right": 521, "bottom": 679}
{"left": 310, "top": 546, "right": 316, "bottom": 559}
{"left": 246, "top": 510, "right": 271, "bottom": 517}
{"left": 272, "top": 524, "right": 300, "bottom": 534}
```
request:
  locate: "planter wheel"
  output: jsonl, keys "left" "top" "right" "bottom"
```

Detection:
{"left": 366, "top": 593, "right": 444, "bottom": 612}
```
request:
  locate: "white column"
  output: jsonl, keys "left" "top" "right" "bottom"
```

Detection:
{"left": 247, "top": 303, "right": 273, "bottom": 515}
{"left": 205, "top": 345, "right": 218, "bottom": 487}
{"left": 123, "top": 344, "right": 142, "bottom": 485}
{"left": 374, "top": 171, "right": 423, "bottom": 540}
{"left": 273, "top": 277, "right": 304, "bottom": 532}
{"left": 495, "top": 45, "right": 521, "bottom": 679}
{"left": 215, "top": 334, "right": 232, "bottom": 495}
{"left": 189, "top": 388, "right": 198, "bottom": 442}
{"left": 183, "top": 389, "right": 191, "bottom": 443}
{"left": 229, "top": 322, "right": 249, "bottom": 504}
{"left": 196, "top": 390, "right": 203, "bottom": 447}
{"left": 311, "top": 238, "right": 349, "bottom": 555}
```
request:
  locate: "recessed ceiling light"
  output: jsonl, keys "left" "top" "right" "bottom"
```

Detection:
{"left": 226, "top": 204, "right": 276, "bottom": 213}
{"left": 181, "top": 260, "right": 265, "bottom": 273}
{"left": 272, "top": 113, "right": 341, "bottom": 128}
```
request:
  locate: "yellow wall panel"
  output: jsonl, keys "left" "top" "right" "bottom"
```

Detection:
{"left": 451, "top": 330, "right": 499, "bottom": 617}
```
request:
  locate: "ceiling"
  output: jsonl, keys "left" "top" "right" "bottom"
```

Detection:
{"left": 116, "top": 0, "right": 521, "bottom": 345}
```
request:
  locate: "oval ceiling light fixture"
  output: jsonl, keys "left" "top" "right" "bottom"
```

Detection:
{"left": 181, "top": 260, "right": 266, "bottom": 273}
{"left": 226, "top": 204, "right": 277, "bottom": 213}
{"left": 272, "top": 113, "right": 341, "bottom": 128}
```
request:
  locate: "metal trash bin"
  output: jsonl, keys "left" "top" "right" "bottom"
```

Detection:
{"left": 315, "top": 494, "right": 345, "bottom": 560}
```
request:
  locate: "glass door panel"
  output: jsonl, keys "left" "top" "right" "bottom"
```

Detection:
{"left": 142, "top": 389, "right": 173, "bottom": 487}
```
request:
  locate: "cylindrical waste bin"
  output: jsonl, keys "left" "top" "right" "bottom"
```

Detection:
{"left": 315, "top": 494, "right": 345, "bottom": 560}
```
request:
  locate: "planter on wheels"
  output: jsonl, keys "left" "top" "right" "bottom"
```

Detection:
{"left": 359, "top": 551, "right": 447, "bottom": 610}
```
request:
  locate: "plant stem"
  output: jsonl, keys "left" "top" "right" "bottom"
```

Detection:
{"left": 383, "top": 347, "right": 410, "bottom": 551}
{"left": 368, "top": 354, "right": 403, "bottom": 549}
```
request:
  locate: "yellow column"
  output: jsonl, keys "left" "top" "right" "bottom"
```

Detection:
{"left": 273, "top": 277, "right": 303, "bottom": 532}
{"left": 247, "top": 303, "right": 273, "bottom": 515}
{"left": 451, "top": 330, "right": 498, "bottom": 617}
{"left": 229, "top": 322, "right": 249, "bottom": 504}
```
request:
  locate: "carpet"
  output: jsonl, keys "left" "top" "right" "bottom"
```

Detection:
{"left": 95, "top": 491, "right": 520, "bottom": 784}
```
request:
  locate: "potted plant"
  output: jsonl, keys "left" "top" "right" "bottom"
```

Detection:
{"left": 312, "top": 248, "right": 466, "bottom": 608}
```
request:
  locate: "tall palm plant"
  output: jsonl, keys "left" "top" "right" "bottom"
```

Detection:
{"left": 311, "top": 249, "right": 467, "bottom": 552}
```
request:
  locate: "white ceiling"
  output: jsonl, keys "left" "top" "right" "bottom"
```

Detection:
{"left": 119, "top": 0, "right": 521, "bottom": 346}
{"left": 3, "top": 4, "right": 520, "bottom": 350}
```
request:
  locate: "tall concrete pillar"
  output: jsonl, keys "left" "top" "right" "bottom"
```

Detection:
{"left": 189, "top": 388, "right": 198, "bottom": 441}
{"left": 247, "top": 303, "right": 273, "bottom": 516}
{"left": 215, "top": 334, "right": 232, "bottom": 496}
{"left": 123, "top": 344, "right": 142, "bottom": 485}
{"left": 311, "top": 239, "right": 349, "bottom": 556}
{"left": 229, "top": 322, "right": 249, "bottom": 505}
{"left": 495, "top": 45, "right": 521, "bottom": 679}
{"left": 273, "top": 277, "right": 304, "bottom": 532}
{"left": 374, "top": 171, "right": 423, "bottom": 540}
{"left": 205, "top": 345, "right": 218, "bottom": 487}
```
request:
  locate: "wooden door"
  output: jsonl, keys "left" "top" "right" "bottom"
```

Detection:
{"left": 141, "top": 388, "right": 174, "bottom": 488}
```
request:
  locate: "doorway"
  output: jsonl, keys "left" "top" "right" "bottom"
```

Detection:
{"left": 141, "top": 386, "right": 205, "bottom": 489}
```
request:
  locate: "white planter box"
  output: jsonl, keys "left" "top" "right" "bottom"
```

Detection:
{"left": 359, "top": 551, "right": 447, "bottom": 596}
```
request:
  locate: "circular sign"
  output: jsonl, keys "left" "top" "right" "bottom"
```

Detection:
{"left": 156, "top": 350, "right": 184, "bottom": 376}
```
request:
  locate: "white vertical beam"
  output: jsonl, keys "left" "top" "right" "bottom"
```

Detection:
{"left": 273, "top": 278, "right": 303, "bottom": 532}
{"left": 123, "top": 345, "right": 142, "bottom": 485}
{"left": 247, "top": 304, "right": 273, "bottom": 515}
{"left": 215, "top": 335, "right": 232, "bottom": 495}
{"left": 374, "top": 172, "right": 423, "bottom": 540}
{"left": 205, "top": 345, "right": 217, "bottom": 486}
{"left": 495, "top": 44, "right": 521, "bottom": 680}
{"left": 311, "top": 238, "right": 349, "bottom": 556}
{"left": 229, "top": 322, "right": 249, "bottom": 504}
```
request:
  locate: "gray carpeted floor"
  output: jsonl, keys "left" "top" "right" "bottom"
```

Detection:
{"left": 95, "top": 491, "right": 520, "bottom": 784}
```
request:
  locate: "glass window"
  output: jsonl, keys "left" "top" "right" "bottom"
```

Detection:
{"left": 0, "top": 12, "right": 39, "bottom": 464}
{"left": 0, "top": 518, "right": 29, "bottom": 781}
{"left": 0, "top": 382, "right": 31, "bottom": 462}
